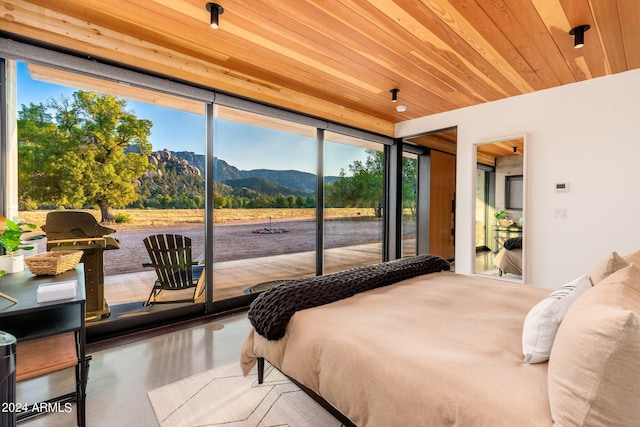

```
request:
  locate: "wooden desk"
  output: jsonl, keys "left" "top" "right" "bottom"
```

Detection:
{"left": 0, "top": 266, "right": 87, "bottom": 426}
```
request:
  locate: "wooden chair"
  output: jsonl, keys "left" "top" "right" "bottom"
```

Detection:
{"left": 143, "top": 234, "right": 204, "bottom": 306}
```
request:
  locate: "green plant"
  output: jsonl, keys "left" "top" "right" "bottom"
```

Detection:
{"left": 494, "top": 210, "right": 507, "bottom": 220}
{"left": 0, "top": 215, "right": 37, "bottom": 257}
{"left": 113, "top": 212, "right": 131, "bottom": 223}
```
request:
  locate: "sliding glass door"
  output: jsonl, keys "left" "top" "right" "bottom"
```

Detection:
{"left": 211, "top": 106, "right": 317, "bottom": 300}
{"left": 14, "top": 60, "right": 207, "bottom": 320}
{"left": 323, "top": 132, "right": 384, "bottom": 273}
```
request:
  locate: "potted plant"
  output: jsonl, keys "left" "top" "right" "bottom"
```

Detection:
{"left": 494, "top": 210, "right": 513, "bottom": 227}
{"left": 0, "top": 215, "right": 37, "bottom": 274}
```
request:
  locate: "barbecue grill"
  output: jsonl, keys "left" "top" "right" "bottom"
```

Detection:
{"left": 43, "top": 211, "right": 120, "bottom": 319}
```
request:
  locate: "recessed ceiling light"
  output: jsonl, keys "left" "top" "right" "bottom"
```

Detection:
{"left": 396, "top": 105, "right": 407, "bottom": 112}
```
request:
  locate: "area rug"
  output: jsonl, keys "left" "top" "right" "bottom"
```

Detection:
{"left": 147, "top": 361, "right": 345, "bottom": 426}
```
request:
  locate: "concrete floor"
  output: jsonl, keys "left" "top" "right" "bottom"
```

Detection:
{"left": 18, "top": 311, "right": 253, "bottom": 427}
{"left": 15, "top": 240, "right": 420, "bottom": 426}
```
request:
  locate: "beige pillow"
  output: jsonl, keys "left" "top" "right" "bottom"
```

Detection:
{"left": 589, "top": 251, "right": 628, "bottom": 284}
{"left": 623, "top": 250, "right": 640, "bottom": 266}
{"left": 548, "top": 263, "right": 640, "bottom": 427}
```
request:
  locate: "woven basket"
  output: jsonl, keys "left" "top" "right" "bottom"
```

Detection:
{"left": 25, "top": 251, "right": 83, "bottom": 276}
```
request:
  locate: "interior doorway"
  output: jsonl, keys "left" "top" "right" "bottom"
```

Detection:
{"left": 403, "top": 127, "right": 457, "bottom": 261}
{"left": 428, "top": 150, "right": 456, "bottom": 260}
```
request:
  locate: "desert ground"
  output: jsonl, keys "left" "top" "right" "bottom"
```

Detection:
{"left": 102, "top": 217, "right": 387, "bottom": 275}
{"left": 21, "top": 210, "right": 415, "bottom": 276}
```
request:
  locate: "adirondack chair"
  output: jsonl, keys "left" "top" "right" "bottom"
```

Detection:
{"left": 143, "top": 234, "right": 204, "bottom": 306}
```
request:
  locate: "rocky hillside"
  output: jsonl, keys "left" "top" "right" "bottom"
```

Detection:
{"left": 146, "top": 150, "right": 339, "bottom": 196}
{"left": 147, "top": 149, "right": 201, "bottom": 177}
{"left": 174, "top": 151, "right": 205, "bottom": 173}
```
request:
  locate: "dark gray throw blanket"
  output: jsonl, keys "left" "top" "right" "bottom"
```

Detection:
{"left": 248, "top": 254, "right": 451, "bottom": 340}
{"left": 503, "top": 237, "right": 522, "bottom": 250}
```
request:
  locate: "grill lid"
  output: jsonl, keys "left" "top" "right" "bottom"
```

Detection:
{"left": 42, "top": 211, "right": 116, "bottom": 240}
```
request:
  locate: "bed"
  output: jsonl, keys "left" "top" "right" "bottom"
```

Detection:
{"left": 240, "top": 252, "right": 640, "bottom": 427}
{"left": 494, "top": 236, "right": 522, "bottom": 276}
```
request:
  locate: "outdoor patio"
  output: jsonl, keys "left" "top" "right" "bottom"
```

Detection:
{"left": 101, "top": 241, "right": 392, "bottom": 318}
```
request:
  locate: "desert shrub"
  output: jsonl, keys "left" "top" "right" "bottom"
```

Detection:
{"left": 113, "top": 212, "right": 131, "bottom": 223}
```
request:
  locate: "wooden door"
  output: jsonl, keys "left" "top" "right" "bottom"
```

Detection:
{"left": 429, "top": 150, "right": 456, "bottom": 260}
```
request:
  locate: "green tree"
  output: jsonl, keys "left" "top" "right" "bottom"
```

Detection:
{"left": 17, "top": 103, "right": 58, "bottom": 210}
{"left": 305, "top": 195, "right": 317, "bottom": 208}
{"left": 274, "top": 195, "right": 287, "bottom": 208}
{"left": 325, "top": 150, "right": 416, "bottom": 218}
{"left": 325, "top": 150, "right": 384, "bottom": 216}
{"left": 402, "top": 157, "right": 417, "bottom": 217}
{"left": 213, "top": 193, "right": 227, "bottom": 208}
{"left": 18, "top": 91, "right": 152, "bottom": 222}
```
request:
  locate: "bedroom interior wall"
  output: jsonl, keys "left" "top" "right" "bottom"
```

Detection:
{"left": 396, "top": 68, "right": 640, "bottom": 289}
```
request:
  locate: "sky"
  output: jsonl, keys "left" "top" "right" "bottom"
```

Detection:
{"left": 16, "top": 62, "right": 369, "bottom": 176}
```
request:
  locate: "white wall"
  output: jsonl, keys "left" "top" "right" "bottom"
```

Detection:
{"left": 397, "top": 69, "right": 640, "bottom": 289}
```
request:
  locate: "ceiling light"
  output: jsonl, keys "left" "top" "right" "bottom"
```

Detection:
{"left": 569, "top": 24, "right": 590, "bottom": 49}
{"left": 206, "top": 3, "right": 224, "bottom": 29}
{"left": 390, "top": 88, "right": 399, "bottom": 102}
{"left": 396, "top": 105, "right": 407, "bottom": 112}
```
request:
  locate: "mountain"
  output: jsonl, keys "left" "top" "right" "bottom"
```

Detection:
{"left": 129, "top": 149, "right": 344, "bottom": 209}
{"left": 174, "top": 151, "right": 205, "bottom": 174}
{"left": 212, "top": 157, "right": 242, "bottom": 181}
{"left": 240, "top": 169, "right": 316, "bottom": 194}
{"left": 165, "top": 152, "right": 340, "bottom": 195}
{"left": 223, "top": 177, "right": 305, "bottom": 196}
{"left": 212, "top": 158, "right": 311, "bottom": 194}
{"left": 148, "top": 149, "right": 201, "bottom": 176}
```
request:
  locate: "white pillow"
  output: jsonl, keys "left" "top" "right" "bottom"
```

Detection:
{"left": 522, "top": 274, "right": 592, "bottom": 363}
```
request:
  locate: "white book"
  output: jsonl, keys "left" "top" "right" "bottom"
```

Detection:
{"left": 37, "top": 280, "right": 77, "bottom": 303}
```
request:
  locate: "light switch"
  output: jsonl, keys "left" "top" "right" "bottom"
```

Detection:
{"left": 553, "top": 208, "right": 567, "bottom": 219}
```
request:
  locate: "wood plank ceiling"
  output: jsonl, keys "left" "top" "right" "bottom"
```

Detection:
{"left": 1, "top": 0, "right": 638, "bottom": 137}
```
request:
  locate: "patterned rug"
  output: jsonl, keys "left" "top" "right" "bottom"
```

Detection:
{"left": 147, "top": 361, "right": 344, "bottom": 426}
